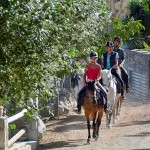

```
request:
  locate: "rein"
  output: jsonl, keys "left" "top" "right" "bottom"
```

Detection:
{"left": 86, "top": 91, "right": 95, "bottom": 101}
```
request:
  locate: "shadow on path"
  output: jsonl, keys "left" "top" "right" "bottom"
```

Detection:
{"left": 125, "top": 131, "right": 150, "bottom": 138}
{"left": 46, "top": 114, "right": 85, "bottom": 127}
{"left": 116, "top": 120, "right": 150, "bottom": 128}
{"left": 39, "top": 139, "right": 86, "bottom": 150}
{"left": 132, "top": 148, "right": 150, "bottom": 150}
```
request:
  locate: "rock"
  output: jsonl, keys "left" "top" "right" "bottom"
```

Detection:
{"left": 37, "top": 117, "right": 46, "bottom": 139}
{"left": 58, "top": 105, "right": 65, "bottom": 115}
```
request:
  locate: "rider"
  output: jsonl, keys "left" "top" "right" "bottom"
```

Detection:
{"left": 101, "top": 41, "right": 125, "bottom": 100}
{"left": 77, "top": 51, "right": 107, "bottom": 113}
{"left": 113, "top": 37, "right": 130, "bottom": 93}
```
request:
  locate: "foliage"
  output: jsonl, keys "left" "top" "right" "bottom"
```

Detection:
{"left": 9, "top": 123, "right": 16, "bottom": 130}
{"left": 127, "top": 0, "right": 150, "bottom": 47}
{"left": 0, "top": 0, "right": 110, "bottom": 115}
{"left": 126, "top": 34, "right": 145, "bottom": 49}
{"left": 97, "top": 17, "right": 144, "bottom": 51}
{"left": 0, "top": 0, "right": 144, "bottom": 117}
{"left": 143, "top": 42, "right": 150, "bottom": 51}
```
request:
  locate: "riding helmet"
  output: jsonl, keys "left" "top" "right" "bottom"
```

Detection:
{"left": 90, "top": 51, "right": 98, "bottom": 57}
{"left": 106, "top": 41, "right": 114, "bottom": 47}
{"left": 114, "top": 37, "right": 121, "bottom": 42}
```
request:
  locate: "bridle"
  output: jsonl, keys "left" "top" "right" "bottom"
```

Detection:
{"left": 86, "top": 91, "right": 96, "bottom": 101}
{"left": 102, "top": 75, "right": 112, "bottom": 91}
{"left": 85, "top": 81, "right": 96, "bottom": 103}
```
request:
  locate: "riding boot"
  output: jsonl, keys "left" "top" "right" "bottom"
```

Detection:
{"left": 77, "top": 104, "right": 81, "bottom": 114}
{"left": 76, "top": 86, "right": 87, "bottom": 114}
{"left": 126, "top": 83, "right": 131, "bottom": 93}
{"left": 77, "top": 95, "right": 82, "bottom": 114}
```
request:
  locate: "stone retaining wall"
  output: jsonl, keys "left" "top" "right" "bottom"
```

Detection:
{"left": 124, "top": 49, "right": 150, "bottom": 100}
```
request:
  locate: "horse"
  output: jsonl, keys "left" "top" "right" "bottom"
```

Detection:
{"left": 101, "top": 69, "right": 123, "bottom": 128}
{"left": 83, "top": 81, "right": 104, "bottom": 143}
{"left": 70, "top": 69, "right": 84, "bottom": 99}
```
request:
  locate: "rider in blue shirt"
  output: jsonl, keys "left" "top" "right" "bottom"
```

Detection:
{"left": 101, "top": 51, "right": 119, "bottom": 69}
{"left": 101, "top": 41, "right": 125, "bottom": 100}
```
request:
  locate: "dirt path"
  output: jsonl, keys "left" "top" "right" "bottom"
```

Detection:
{"left": 39, "top": 94, "right": 150, "bottom": 150}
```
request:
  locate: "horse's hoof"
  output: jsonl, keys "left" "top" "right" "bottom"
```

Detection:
{"left": 107, "top": 125, "right": 112, "bottom": 129}
{"left": 93, "top": 134, "right": 96, "bottom": 139}
{"left": 95, "top": 136, "right": 99, "bottom": 141}
{"left": 87, "top": 139, "right": 91, "bottom": 144}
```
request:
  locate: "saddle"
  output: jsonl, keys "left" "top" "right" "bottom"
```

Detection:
{"left": 95, "top": 88, "right": 106, "bottom": 106}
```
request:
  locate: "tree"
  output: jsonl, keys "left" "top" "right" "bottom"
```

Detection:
{"left": 127, "top": 0, "right": 150, "bottom": 48}
{"left": 0, "top": 0, "right": 144, "bottom": 117}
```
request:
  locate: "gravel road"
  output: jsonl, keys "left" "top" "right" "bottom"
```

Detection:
{"left": 39, "top": 94, "right": 150, "bottom": 150}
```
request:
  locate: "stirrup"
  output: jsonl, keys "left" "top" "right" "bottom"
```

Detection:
{"left": 126, "top": 88, "right": 131, "bottom": 93}
{"left": 122, "top": 95, "right": 126, "bottom": 100}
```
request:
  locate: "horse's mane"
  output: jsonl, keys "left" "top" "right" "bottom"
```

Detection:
{"left": 87, "top": 81, "right": 95, "bottom": 90}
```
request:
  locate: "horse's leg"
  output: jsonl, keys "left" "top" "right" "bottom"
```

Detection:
{"left": 87, "top": 118, "right": 91, "bottom": 143}
{"left": 116, "top": 99, "right": 119, "bottom": 117}
{"left": 105, "top": 106, "right": 112, "bottom": 128}
{"left": 117, "top": 96, "right": 122, "bottom": 117}
{"left": 107, "top": 113, "right": 112, "bottom": 129}
{"left": 119, "top": 97, "right": 123, "bottom": 115}
{"left": 106, "top": 114, "right": 109, "bottom": 128}
{"left": 92, "top": 112, "right": 97, "bottom": 139}
{"left": 96, "top": 109, "right": 103, "bottom": 140}
{"left": 113, "top": 108, "right": 116, "bottom": 124}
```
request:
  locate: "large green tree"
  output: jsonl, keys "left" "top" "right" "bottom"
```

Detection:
{"left": 0, "top": 0, "right": 143, "bottom": 116}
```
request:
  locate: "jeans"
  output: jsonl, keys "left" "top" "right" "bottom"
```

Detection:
{"left": 120, "top": 66, "right": 129, "bottom": 89}
{"left": 96, "top": 82, "right": 107, "bottom": 101}
{"left": 111, "top": 68, "right": 124, "bottom": 96}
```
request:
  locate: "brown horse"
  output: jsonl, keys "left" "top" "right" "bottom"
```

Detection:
{"left": 83, "top": 81, "right": 104, "bottom": 143}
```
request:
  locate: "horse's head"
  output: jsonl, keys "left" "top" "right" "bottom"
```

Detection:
{"left": 71, "top": 73, "right": 82, "bottom": 88}
{"left": 71, "top": 68, "right": 84, "bottom": 88}
{"left": 101, "top": 69, "right": 112, "bottom": 87}
{"left": 87, "top": 80, "right": 96, "bottom": 91}
{"left": 85, "top": 80, "right": 97, "bottom": 105}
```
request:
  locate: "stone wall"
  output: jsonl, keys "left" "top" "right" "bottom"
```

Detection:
{"left": 124, "top": 49, "right": 150, "bottom": 100}
{"left": 108, "top": 0, "right": 128, "bottom": 18}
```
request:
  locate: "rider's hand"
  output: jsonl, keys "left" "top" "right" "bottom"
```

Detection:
{"left": 95, "top": 79, "right": 99, "bottom": 84}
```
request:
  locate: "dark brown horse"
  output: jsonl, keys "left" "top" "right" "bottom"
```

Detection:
{"left": 83, "top": 81, "right": 104, "bottom": 143}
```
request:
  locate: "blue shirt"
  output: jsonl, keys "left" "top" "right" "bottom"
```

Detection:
{"left": 101, "top": 53, "right": 119, "bottom": 69}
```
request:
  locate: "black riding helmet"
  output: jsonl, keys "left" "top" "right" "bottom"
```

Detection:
{"left": 90, "top": 51, "right": 98, "bottom": 57}
{"left": 106, "top": 41, "right": 114, "bottom": 47}
{"left": 114, "top": 37, "right": 121, "bottom": 42}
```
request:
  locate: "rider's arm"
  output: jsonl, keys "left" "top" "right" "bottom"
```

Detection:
{"left": 120, "top": 50, "right": 125, "bottom": 67}
{"left": 112, "top": 58, "right": 118, "bottom": 68}
{"left": 112, "top": 52, "right": 119, "bottom": 68}
{"left": 97, "top": 65, "right": 101, "bottom": 81}
{"left": 101, "top": 54, "right": 104, "bottom": 69}
{"left": 120, "top": 59, "right": 125, "bottom": 67}
{"left": 83, "top": 65, "right": 88, "bottom": 86}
